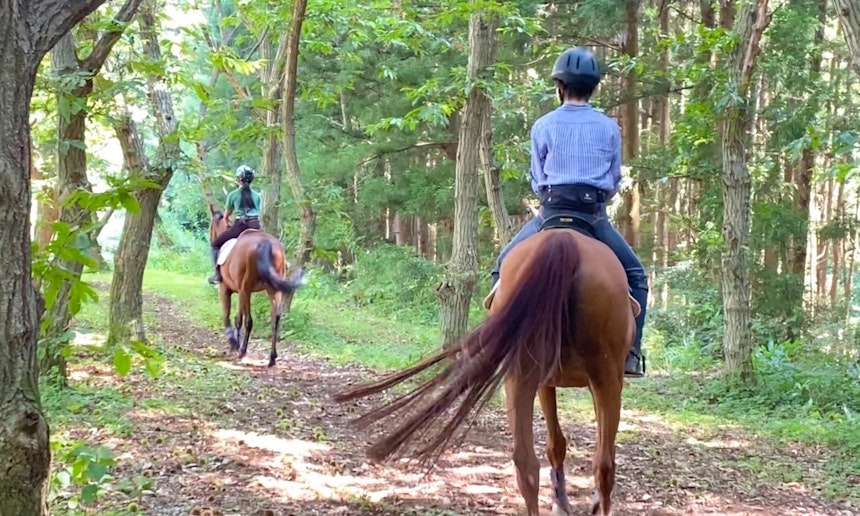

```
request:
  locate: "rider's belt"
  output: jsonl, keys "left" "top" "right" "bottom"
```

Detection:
{"left": 540, "top": 184, "right": 607, "bottom": 214}
{"left": 238, "top": 216, "right": 259, "bottom": 222}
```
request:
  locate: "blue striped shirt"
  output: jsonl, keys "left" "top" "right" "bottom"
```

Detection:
{"left": 529, "top": 103, "right": 622, "bottom": 197}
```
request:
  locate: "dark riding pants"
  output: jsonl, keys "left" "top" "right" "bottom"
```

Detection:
{"left": 212, "top": 218, "right": 261, "bottom": 248}
{"left": 490, "top": 206, "right": 648, "bottom": 356}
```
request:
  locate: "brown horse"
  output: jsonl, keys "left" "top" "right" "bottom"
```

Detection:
{"left": 208, "top": 205, "right": 304, "bottom": 367}
{"left": 334, "top": 227, "right": 638, "bottom": 515}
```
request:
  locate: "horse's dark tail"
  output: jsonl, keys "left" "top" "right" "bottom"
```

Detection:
{"left": 333, "top": 230, "right": 581, "bottom": 468}
{"left": 255, "top": 240, "right": 305, "bottom": 294}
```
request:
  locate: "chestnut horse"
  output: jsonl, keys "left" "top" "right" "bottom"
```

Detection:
{"left": 208, "top": 205, "right": 304, "bottom": 367}
{"left": 334, "top": 227, "right": 639, "bottom": 515}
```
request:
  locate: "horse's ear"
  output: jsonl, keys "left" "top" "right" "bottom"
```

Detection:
{"left": 208, "top": 202, "right": 216, "bottom": 216}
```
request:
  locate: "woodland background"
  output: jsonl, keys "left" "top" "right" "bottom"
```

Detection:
{"left": 1, "top": 0, "right": 859, "bottom": 513}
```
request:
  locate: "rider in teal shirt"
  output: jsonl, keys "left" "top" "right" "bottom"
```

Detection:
{"left": 207, "top": 165, "right": 263, "bottom": 284}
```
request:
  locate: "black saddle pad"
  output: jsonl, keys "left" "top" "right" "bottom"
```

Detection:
{"left": 538, "top": 213, "right": 597, "bottom": 239}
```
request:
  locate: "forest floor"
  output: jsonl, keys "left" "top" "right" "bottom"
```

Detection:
{"left": 48, "top": 271, "right": 858, "bottom": 516}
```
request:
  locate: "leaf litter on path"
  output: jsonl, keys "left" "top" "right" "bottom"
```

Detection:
{"left": 65, "top": 292, "right": 857, "bottom": 515}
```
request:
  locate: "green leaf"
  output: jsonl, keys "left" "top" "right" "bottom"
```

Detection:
{"left": 80, "top": 484, "right": 99, "bottom": 504}
{"left": 87, "top": 462, "right": 108, "bottom": 482}
{"left": 113, "top": 347, "right": 132, "bottom": 377}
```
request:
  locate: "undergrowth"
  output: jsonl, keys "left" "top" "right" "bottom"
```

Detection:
{"left": 54, "top": 233, "right": 860, "bottom": 504}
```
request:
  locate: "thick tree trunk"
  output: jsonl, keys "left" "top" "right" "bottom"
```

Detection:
{"left": 436, "top": 4, "right": 492, "bottom": 347}
{"left": 107, "top": 1, "right": 179, "bottom": 345}
{"left": 0, "top": 60, "right": 51, "bottom": 516}
{"left": 0, "top": 0, "right": 109, "bottom": 511}
{"left": 717, "top": 0, "right": 770, "bottom": 383}
{"left": 834, "top": 0, "right": 860, "bottom": 78}
{"left": 280, "top": 0, "right": 314, "bottom": 269}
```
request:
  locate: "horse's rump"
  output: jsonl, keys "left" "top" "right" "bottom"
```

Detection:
{"left": 334, "top": 229, "right": 634, "bottom": 467}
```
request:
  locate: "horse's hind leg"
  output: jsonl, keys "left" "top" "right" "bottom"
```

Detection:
{"left": 588, "top": 375, "right": 623, "bottom": 516}
{"left": 539, "top": 386, "right": 572, "bottom": 515}
{"left": 220, "top": 286, "right": 238, "bottom": 353}
{"left": 505, "top": 375, "right": 541, "bottom": 516}
{"left": 236, "top": 291, "right": 253, "bottom": 359}
{"left": 267, "top": 293, "right": 282, "bottom": 367}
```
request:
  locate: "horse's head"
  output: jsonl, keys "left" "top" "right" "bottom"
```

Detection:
{"left": 208, "top": 203, "right": 230, "bottom": 242}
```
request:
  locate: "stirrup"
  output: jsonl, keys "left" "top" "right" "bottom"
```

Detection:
{"left": 483, "top": 281, "right": 500, "bottom": 310}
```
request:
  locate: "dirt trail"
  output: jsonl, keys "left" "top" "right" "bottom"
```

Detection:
{"left": 72, "top": 293, "right": 856, "bottom": 515}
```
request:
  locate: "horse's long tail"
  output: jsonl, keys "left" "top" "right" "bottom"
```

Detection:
{"left": 255, "top": 240, "right": 305, "bottom": 294}
{"left": 333, "top": 230, "right": 581, "bottom": 468}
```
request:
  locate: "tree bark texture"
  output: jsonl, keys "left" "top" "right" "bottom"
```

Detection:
{"left": 280, "top": 0, "right": 315, "bottom": 269}
{"left": 834, "top": 0, "right": 860, "bottom": 78}
{"left": 717, "top": 0, "right": 770, "bottom": 383}
{"left": 107, "top": 0, "right": 179, "bottom": 345}
{"left": 0, "top": 1, "right": 110, "bottom": 512}
{"left": 436, "top": 5, "right": 493, "bottom": 348}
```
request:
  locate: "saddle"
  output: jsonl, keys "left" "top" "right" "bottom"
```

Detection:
{"left": 538, "top": 212, "right": 597, "bottom": 239}
{"left": 216, "top": 229, "right": 261, "bottom": 265}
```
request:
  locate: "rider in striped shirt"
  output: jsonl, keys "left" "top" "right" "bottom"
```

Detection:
{"left": 487, "top": 46, "right": 648, "bottom": 377}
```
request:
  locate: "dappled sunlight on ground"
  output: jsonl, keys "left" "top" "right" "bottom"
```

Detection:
{"left": 51, "top": 289, "right": 859, "bottom": 516}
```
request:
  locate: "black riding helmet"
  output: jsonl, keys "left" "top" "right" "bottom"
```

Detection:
{"left": 551, "top": 47, "right": 601, "bottom": 90}
{"left": 236, "top": 165, "right": 255, "bottom": 183}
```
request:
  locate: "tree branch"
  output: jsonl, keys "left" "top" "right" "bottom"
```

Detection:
{"left": 30, "top": 0, "right": 109, "bottom": 54}
{"left": 357, "top": 141, "right": 458, "bottom": 168}
{"left": 80, "top": 0, "right": 143, "bottom": 73}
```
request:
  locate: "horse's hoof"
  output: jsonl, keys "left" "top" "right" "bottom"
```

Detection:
{"left": 590, "top": 490, "right": 601, "bottom": 515}
{"left": 267, "top": 360, "right": 276, "bottom": 368}
{"left": 552, "top": 502, "right": 572, "bottom": 516}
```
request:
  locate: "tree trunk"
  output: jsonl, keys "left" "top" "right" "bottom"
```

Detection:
{"left": 107, "top": 1, "right": 179, "bottom": 345}
{"left": 42, "top": 0, "right": 142, "bottom": 378}
{"left": 280, "top": 0, "right": 314, "bottom": 269}
{"left": 436, "top": 4, "right": 492, "bottom": 348}
{"left": 0, "top": 0, "right": 110, "bottom": 511}
{"left": 619, "top": 0, "right": 641, "bottom": 248}
{"left": 656, "top": 1, "right": 671, "bottom": 307}
{"left": 834, "top": 0, "right": 860, "bottom": 78}
{"left": 260, "top": 34, "right": 286, "bottom": 234}
{"left": 830, "top": 179, "right": 845, "bottom": 307}
{"left": 717, "top": 0, "right": 770, "bottom": 383}
{"left": 792, "top": 0, "right": 826, "bottom": 277}
{"left": 474, "top": 16, "right": 512, "bottom": 247}
{"left": 31, "top": 158, "right": 58, "bottom": 251}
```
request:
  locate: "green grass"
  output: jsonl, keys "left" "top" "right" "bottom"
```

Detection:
{"left": 81, "top": 268, "right": 443, "bottom": 371}
{"left": 71, "top": 266, "right": 860, "bottom": 503}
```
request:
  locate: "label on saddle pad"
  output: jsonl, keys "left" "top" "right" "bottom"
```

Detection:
{"left": 217, "top": 239, "right": 238, "bottom": 265}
